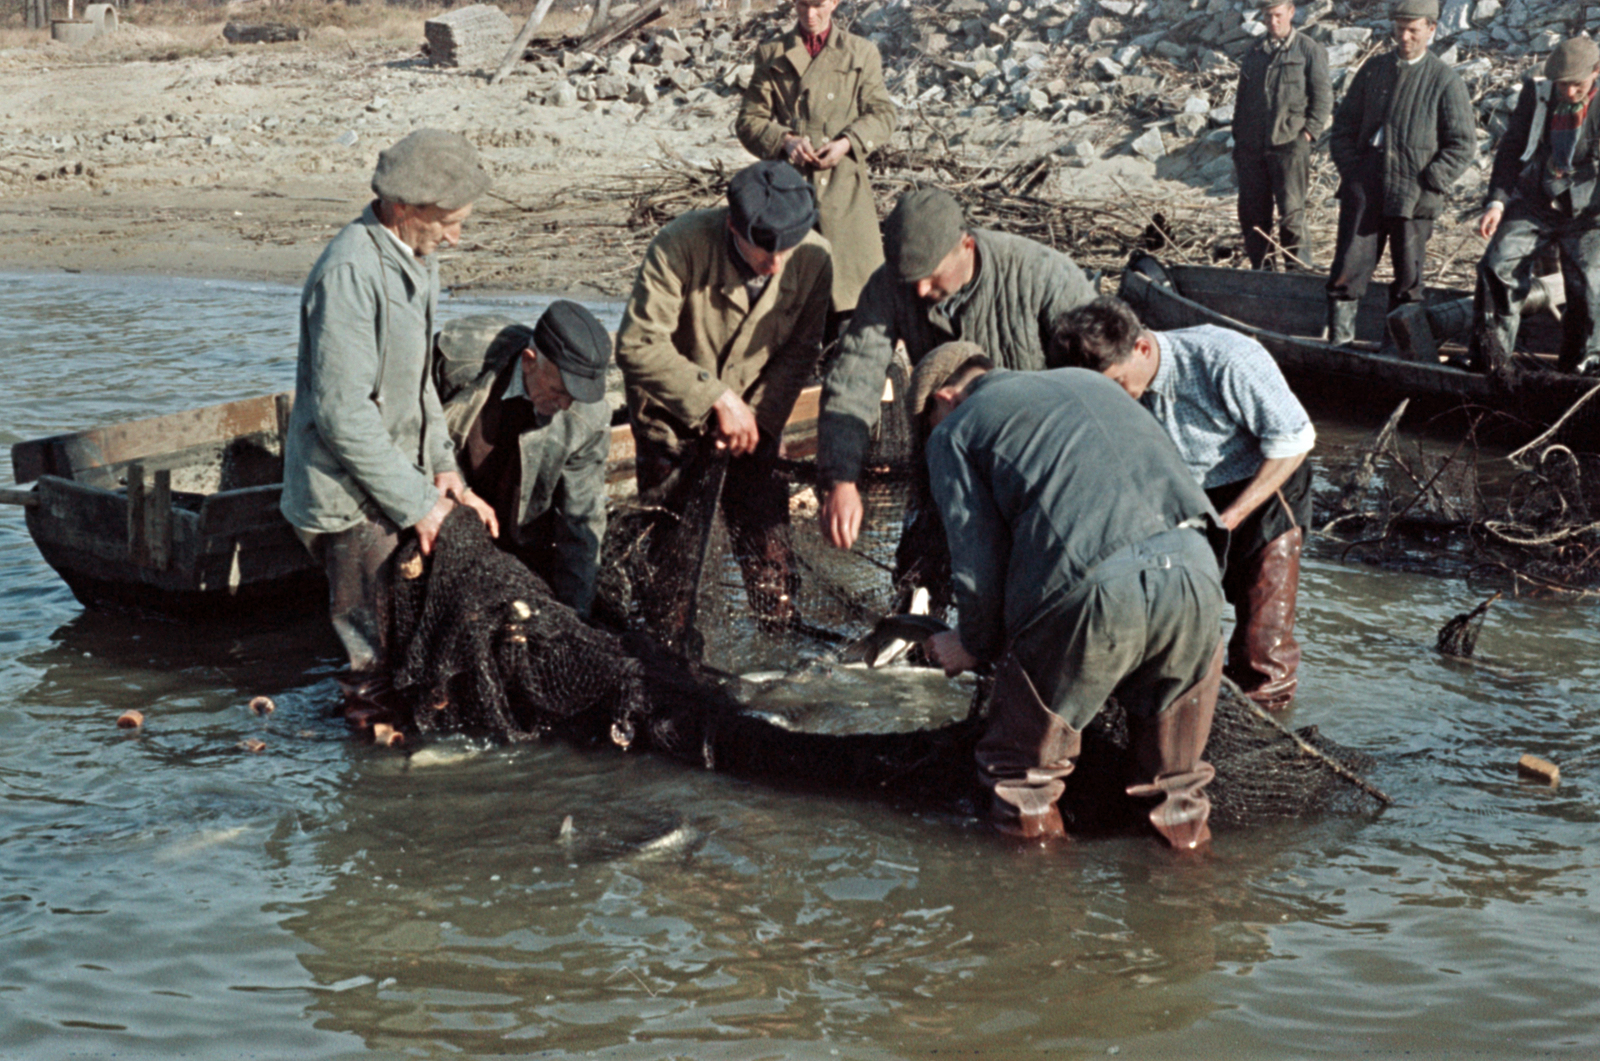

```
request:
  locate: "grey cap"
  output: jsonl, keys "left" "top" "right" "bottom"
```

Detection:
{"left": 1547, "top": 37, "right": 1600, "bottom": 82}
{"left": 371, "top": 129, "right": 492, "bottom": 210}
{"left": 533, "top": 300, "right": 612, "bottom": 405}
{"left": 883, "top": 187, "right": 966, "bottom": 283}
{"left": 728, "top": 160, "right": 818, "bottom": 252}
{"left": 1255, "top": 0, "right": 1294, "bottom": 8}
{"left": 1391, "top": 0, "right": 1438, "bottom": 20}
{"left": 909, "top": 341, "right": 989, "bottom": 421}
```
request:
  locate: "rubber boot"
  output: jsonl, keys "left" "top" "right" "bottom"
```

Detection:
{"left": 975, "top": 654, "right": 1079, "bottom": 841}
{"left": 1125, "top": 641, "right": 1223, "bottom": 851}
{"left": 1225, "top": 527, "right": 1303, "bottom": 711}
{"left": 1326, "top": 298, "right": 1358, "bottom": 347}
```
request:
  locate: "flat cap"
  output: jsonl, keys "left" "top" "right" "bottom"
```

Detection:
{"left": 1547, "top": 37, "right": 1600, "bottom": 82}
{"left": 1391, "top": 0, "right": 1438, "bottom": 20}
{"left": 909, "top": 341, "right": 989, "bottom": 421}
{"left": 533, "top": 300, "right": 612, "bottom": 405}
{"left": 883, "top": 187, "right": 966, "bottom": 283}
{"left": 371, "top": 129, "right": 491, "bottom": 210}
{"left": 727, "top": 160, "right": 817, "bottom": 253}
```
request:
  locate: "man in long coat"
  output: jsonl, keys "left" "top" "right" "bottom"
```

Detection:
{"left": 737, "top": 0, "right": 896, "bottom": 317}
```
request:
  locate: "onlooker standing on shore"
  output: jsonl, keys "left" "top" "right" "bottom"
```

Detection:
{"left": 1232, "top": 0, "right": 1332, "bottom": 271}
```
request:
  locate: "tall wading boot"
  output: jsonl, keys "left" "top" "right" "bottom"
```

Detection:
{"left": 1325, "top": 298, "right": 1358, "bottom": 347}
{"left": 1125, "top": 642, "right": 1223, "bottom": 851}
{"left": 1225, "top": 527, "right": 1303, "bottom": 711}
{"left": 975, "top": 654, "right": 1080, "bottom": 841}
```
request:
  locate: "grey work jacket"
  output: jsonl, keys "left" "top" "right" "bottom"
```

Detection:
{"left": 1233, "top": 30, "right": 1333, "bottom": 152}
{"left": 1488, "top": 75, "right": 1600, "bottom": 215}
{"left": 926, "top": 369, "right": 1218, "bottom": 664}
{"left": 281, "top": 203, "right": 457, "bottom": 534}
{"left": 818, "top": 227, "right": 1097, "bottom": 486}
{"left": 1328, "top": 49, "right": 1476, "bottom": 219}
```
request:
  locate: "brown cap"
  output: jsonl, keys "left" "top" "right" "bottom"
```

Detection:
{"left": 883, "top": 187, "right": 966, "bottom": 282}
{"left": 1391, "top": 0, "right": 1438, "bottom": 20}
{"left": 371, "top": 129, "right": 491, "bottom": 210}
{"left": 1546, "top": 37, "right": 1600, "bottom": 82}
{"left": 909, "top": 341, "right": 989, "bottom": 420}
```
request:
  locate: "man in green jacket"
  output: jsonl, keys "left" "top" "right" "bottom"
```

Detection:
{"left": 737, "top": 0, "right": 897, "bottom": 318}
{"left": 1233, "top": 0, "right": 1332, "bottom": 270}
{"left": 281, "top": 129, "right": 499, "bottom": 718}
{"left": 615, "top": 159, "right": 832, "bottom": 630}
{"left": 1324, "top": 0, "right": 1475, "bottom": 347}
{"left": 436, "top": 302, "right": 614, "bottom": 618}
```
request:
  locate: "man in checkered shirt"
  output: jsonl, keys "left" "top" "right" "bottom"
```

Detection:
{"left": 1051, "top": 296, "right": 1316, "bottom": 711}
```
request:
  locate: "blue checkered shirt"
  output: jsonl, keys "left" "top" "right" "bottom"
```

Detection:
{"left": 1142, "top": 325, "right": 1315, "bottom": 489}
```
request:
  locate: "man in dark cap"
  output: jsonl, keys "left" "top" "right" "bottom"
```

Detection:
{"left": 1324, "top": 0, "right": 1475, "bottom": 348}
{"left": 816, "top": 186, "right": 1097, "bottom": 552}
{"left": 1232, "top": 0, "right": 1332, "bottom": 270}
{"left": 615, "top": 159, "right": 832, "bottom": 629}
{"left": 434, "top": 301, "right": 614, "bottom": 618}
{"left": 909, "top": 347, "right": 1227, "bottom": 849}
{"left": 281, "top": 128, "right": 499, "bottom": 727}
{"left": 1470, "top": 37, "right": 1600, "bottom": 377}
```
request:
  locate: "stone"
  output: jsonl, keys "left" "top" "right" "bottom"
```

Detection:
{"left": 1209, "top": 102, "right": 1234, "bottom": 125}
{"left": 1064, "top": 109, "right": 1090, "bottom": 125}
{"left": 1061, "top": 137, "right": 1099, "bottom": 159}
{"left": 1175, "top": 112, "right": 1209, "bottom": 137}
{"left": 609, "top": 100, "right": 641, "bottom": 121}
{"left": 1182, "top": 94, "right": 1210, "bottom": 114}
{"left": 1329, "top": 26, "right": 1372, "bottom": 44}
{"left": 1098, "top": 0, "right": 1134, "bottom": 14}
{"left": 658, "top": 38, "right": 691, "bottom": 64}
{"left": 1472, "top": 0, "right": 1501, "bottom": 19}
{"left": 423, "top": 4, "right": 513, "bottom": 69}
{"left": 1198, "top": 152, "right": 1235, "bottom": 181}
{"left": 1153, "top": 40, "right": 1189, "bottom": 61}
{"left": 607, "top": 56, "right": 631, "bottom": 78}
{"left": 669, "top": 68, "right": 699, "bottom": 92}
{"left": 593, "top": 73, "right": 628, "bottom": 99}
{"left": 628, "top": 79, "right": 659, "bottom": 105}
{"left": 207, "top": 133, "right": 232, "bottom": 147}
{"left": 365, "top": 97, "right": 388, "bottom": 113}
{"left": 543, "top": 80, "right": 579, "bottom": 107}
{"left": 1045, "top": 78, "right": 1069, "bottom": 98}
{"left": 1091, "top": 56, "right": 1124, "bottom": 80}
{"left": 1131, "top": 126, "right": 1165, "bottom": 160}
{"left": 1326, "top": 42, "right": 1362, "bottom": 68}
{"left": 1113, "top": 44, "right": 1142, "bottom": 66}
{"left": 1086, "top": 16, "right": 1122, "bottom": 42}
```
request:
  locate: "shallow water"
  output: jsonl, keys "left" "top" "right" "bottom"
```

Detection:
{"left": 2, "top": 271, "right": 1598, "bottom": 1059}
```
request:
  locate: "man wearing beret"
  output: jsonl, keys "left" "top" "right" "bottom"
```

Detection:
{"left": 1233, "top": 0, "right": 1333, "bottom": 271}
{"left": 435, "top": 301, "right": 614, "bottom": 618}
{"left": 910, "top": 347, "right": 1226, "bottom": 848}
{"left": 1324, "top": 0, "right": 1475, "bottom": 348}
{"left": 615, "top": 159, "right": 833, "bottom": 629}
{"left": 1470, "top": 37, "right": 1600, "bottom": 377}
{"left": 282, "top": 128, "right": 500, "bottom": 722}
{"left": 817, "top": 187, "right": 1097, "bottom": 551}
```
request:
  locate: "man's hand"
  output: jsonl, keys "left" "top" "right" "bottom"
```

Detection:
{"left": 413, "top": 492, "right": 456, "bottom": 556}
{"left": 712, "top": 389, "right": 761, "bottom": 456}
{"left": 820, "top": 481, "right": 864, "bottom": 549}
{"left": 437, "top": 471, "right": 500, "bottom": 539}
{"left": 782, "top": 133, "right": 821, "bottom": 168}
{"left": 924, "top": 630, "right": 979, "bottom": 677}
{"left": 813, "top": 136, "right": 851, "bottom": 170}
{"left": 1478, "top": 204, "right": 1504, "bottom": 240}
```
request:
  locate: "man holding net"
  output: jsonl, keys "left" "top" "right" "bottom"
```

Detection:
{"left": 615, "top": 159, "right": 832, "bottom": 630}
{"left": 910, "top": 346, "right": 1227, "bottom": 848}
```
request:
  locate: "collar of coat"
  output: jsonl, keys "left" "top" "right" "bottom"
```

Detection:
{"left": 710, "top": 207, "right": 789, "bottom": 316}
{"left": 780, "top": 22, "right": 850, "bottom": 77}
{"left": 360, "top": 200, "right": 432, "bottom": 293}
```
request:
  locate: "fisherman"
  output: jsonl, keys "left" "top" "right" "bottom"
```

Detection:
{"left": 280, "top": 128, "right": 500, "bottom": 722}
{"left": 1052, "top": 296, "right": 1315, "bottom": 711}
{"left": 615, "top": 159, "right": 832, "bottom": 629}
{"left": 435, "top": 302, "right": 614, "bottom": 619}
{"left": 910, "top": 345, "right": 1226, "bottom": 848}
{"left": 1232, "top": 0, "right": 1333, "bottom": 271}
{"left": 1469, "top": 37, "right": 1600, "bottom": 378}
{"left": 1324, "top": 0, "right": 1475, "bottom": 348}
{"left": 737, "top": 0, "right": 896, "bottom": 324}
{"left": 817, "top": 186, "right": 1097, "bottom": 552}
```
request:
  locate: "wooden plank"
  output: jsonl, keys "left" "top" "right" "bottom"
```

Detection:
{"left": 127, "top": 462, "right": 147, "bottom": 568}
{"left": 147, "top": 468, "right": 172, "bottom": 572}
{"left": 198, "top": 484, "right": 289, "bottom": 536}
{"left": 489, "top": 0, "right": 556, "bottom": 85}
{"left": 575, "top": 0, "right": 666, "bottom": 54}
{"left": 0, "top": 486, "right": 37, "bottom": 508}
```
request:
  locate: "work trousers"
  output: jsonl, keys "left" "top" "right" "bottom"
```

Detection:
{"left": 297, "top": 516, "right": 403, "bottom": 677}
{"left": 1236, "top": 139, "right": 1313, "bottom": 270}
{"left": 1326, "top": 168, "right": 1433, "bottom": 308}
{"left": 1475, "top": 196, "right": 1600, "bottom": 373}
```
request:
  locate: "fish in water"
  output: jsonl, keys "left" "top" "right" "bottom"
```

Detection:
{"left": 860, "top": 613, "right": 950, "bottom": 669}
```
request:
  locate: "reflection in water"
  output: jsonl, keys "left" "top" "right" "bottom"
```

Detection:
{"left": 3, "top": 273, "right": 1600, "bottom": 1057}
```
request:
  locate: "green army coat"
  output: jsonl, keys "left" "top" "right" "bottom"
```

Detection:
{"left": 616, "top": 207, "right": 833, "bottom": 450}
{"left": 737, "top": 27, "right": 896, "bottom": 313}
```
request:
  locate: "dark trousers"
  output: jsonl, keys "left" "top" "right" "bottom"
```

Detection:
{"left": 1327, "top": 168, "right": 1433, "bottom": 308}
{"left": 1209, "top": 460, "right": 1313, "bottom": 579}
{"left": 1475, "top": 196, "right": 1600, "bottom": 372}
{"left": 1236, "top": 139, "right": 1313, "bottom": 270}
{"left": 298, "top": 516, "right": 403, "bottom": 676}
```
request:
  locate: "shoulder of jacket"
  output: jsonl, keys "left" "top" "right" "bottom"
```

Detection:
{"left": 753, "top": 37, "right": 785, "bottom": 62}
{"left": 655, "top": 207, "right": 726, "bottom": 247}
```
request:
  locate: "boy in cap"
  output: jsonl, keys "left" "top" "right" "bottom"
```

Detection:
{"left": 615, "top": 159, "right": 832, "bottom": 629}
{"left": 436, "top": 301, "right": 615, "bottom": 618}
{"left": 1324, "top": 0, "right": 1475, "bottom": 347}
{"left": 909, "top": 346, "right": 1226, "bottom": 848}
{"left": 281, "top": 128, "right": 499, "bottom": 724}
{"left": 1470, "top": 37, "right": 1600, "bottom": 377}
{"left": 817, "top": 186, "right": 1096, "bottom": 551}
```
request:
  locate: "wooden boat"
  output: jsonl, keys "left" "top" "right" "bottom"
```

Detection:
{"left": 1, "top": 387, "right": 823, "bottom": 619}
{"left": 1116, "top": 255, "right": 1596, "bottom": 447}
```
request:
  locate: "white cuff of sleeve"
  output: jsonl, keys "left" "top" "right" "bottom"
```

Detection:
{"left": 1260, "top": 423, "right": 1317, "bottom": 460}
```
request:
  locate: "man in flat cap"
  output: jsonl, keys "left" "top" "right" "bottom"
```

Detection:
{"left": 737, "top": 0, "right": 897, "bottom": 320}
{"left": 281, "top": 128, "right": 499, "bottom": 725}
{"left": 1324, "top": 0, "right": 1475, "bottom": 348}
{"left": 817, "top": 186, "right": 1096, "bottom": 552}
{"left": 1470, "top": 37, "right": 1600, "bottom": 377}
{"left": 615, "top": 159, "right": 832, "bottom": 630}
{"left": 1233, "top": 0, "right": 1333, "bottom": 270}
{"left": 434, "top": 301, "right": 615, "bottom": 618}
{"left": 908, "top": 347, "right": 1226, "bottom": 849}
